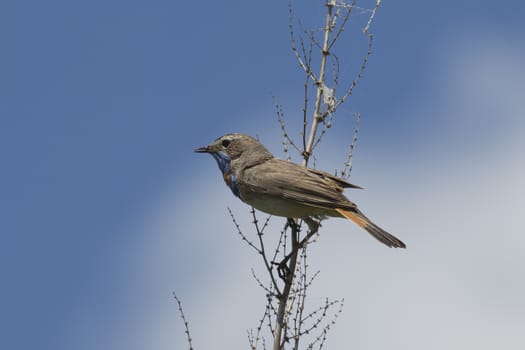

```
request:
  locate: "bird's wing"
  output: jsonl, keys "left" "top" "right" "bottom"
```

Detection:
{"left": 240, "top": 159, "right": 357, "bottom": 211}
{"left": 307, "top": 168, "right": 362, "bottom": 189}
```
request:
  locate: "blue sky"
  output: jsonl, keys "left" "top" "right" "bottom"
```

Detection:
{"left": 1, "top": 1, "right": 525, "bottom": 349}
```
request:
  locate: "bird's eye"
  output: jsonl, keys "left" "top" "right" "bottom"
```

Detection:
{"left": 222, "top": 139, "right": 231, "bottom": 148}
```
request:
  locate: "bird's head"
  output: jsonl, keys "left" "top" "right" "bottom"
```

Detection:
{"left": 194, "top": 133, "right": 273, "bottom": 174}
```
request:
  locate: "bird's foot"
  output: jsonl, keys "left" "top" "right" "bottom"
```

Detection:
{"left": 277, "top": 259, "right": 290, "bottom": 281}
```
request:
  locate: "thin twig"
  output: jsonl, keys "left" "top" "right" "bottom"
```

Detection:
{"left": 251, "top": 268, "right": 274, "bottom": 296}
{"left": 292, "top": 248, "right": 310, "bottom": 350}
{"left": 328, "top": 1, "right": 355, "bottom": 50}
{"left": 289, "top": 0, "right": 317, "bottom": 83}
{"left": 251, "top": 209, "right": 282, "bottom": 295}
{"left": 173, "top": 293, "right": 194, "bottom": 350}
{"left": 332, "top": 52, "right": 340, "bottom": 88}
{"left": 312, "top": 113, "right": 334, "bottom": 151}
{"left": 275, "top": 97, "right": 302, "bottom": 157}
{"left": 271, "top": 224, "right": 288, "bottom": 264}
{"left": 229, "top": 207, "right": 262, "bottom": 254}
{"left": 301, "top": 43, "right": 313, "bottom": 152}
{"left": 249, "top": 294, "right": 273, "bottom": 350}
{"left": 334, "top": 5, "right": 377, "bottom": 110}
{"left": 364, "top": 0, "right": 382, "bottom": 34}
{"left": 306, "top": 298, "right": 345, "bottom": 350}
{"left": 340, "top": 111, "right": 360, "bottom": 179}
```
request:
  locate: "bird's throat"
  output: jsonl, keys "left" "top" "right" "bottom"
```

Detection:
{"left": 211, "top": 152, "right": 240, "bottom": 198}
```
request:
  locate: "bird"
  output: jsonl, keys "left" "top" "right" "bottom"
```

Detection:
{"left": 194, "top": 133, "right": 405, "bottom": 248}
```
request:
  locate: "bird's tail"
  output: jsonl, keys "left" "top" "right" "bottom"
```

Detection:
{"left": 335, "top": 208, "right": 406, "bottom": 248}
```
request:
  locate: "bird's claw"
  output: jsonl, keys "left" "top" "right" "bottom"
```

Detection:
{"left": 272, "top": 259, "right": 290, "bottom": 281}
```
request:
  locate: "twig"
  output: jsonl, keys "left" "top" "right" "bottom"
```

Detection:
{"left": 312, "top": 113, "right": 334, "bottom": 151}
{"left": 251, "top": 208, "right": 282, "bottom": 295}
{"left": 306, "top": 298, "right": 345, "bottom": 350}
{"left": 248, "top": 295, "right": 272, "bottom": 350}
{"left": 292, "top": 248, "right": 310, "bottom": 350}
{"left": 173, "top": 293, "right": 194, "bottom": 350}
{"left": 275, "top": 97, "right": 302, "bottom": 158}
{"left": 364, "top": 0, "right": 382, "bottom": 35}
{"left": 334, "top": 5, "right": 377, "bottom": 110}
{"left": 251, "top": 268, "right": 274, "bottom": 296}
{"left": 328, "top": 1, "right": 355, "bottom": 50}
{"left": 288, "top": 0, "right": 317, "bottom": 83}
{"left": 229, "top": 207, "right": 262, "bottom": 254}
{"left": 301, "top": 52, "right": 312, "bottom": 152}
{"left": 340, "top": 111, "right": 360, "bottom": 179}
{"left": 302, "top": 0, "right": 336, "bottom": 166}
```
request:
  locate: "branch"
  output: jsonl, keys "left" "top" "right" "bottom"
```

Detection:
{"left": 328, "top": 0, "right": 355, "bottom": 50}
{"left": 251, "top": 209, "right": 283, "bottom": 296}
{"left": 288, "top": 0, "right": 317, "bottom": 83}
{"left": 334, "top": 0, "right": 381, "bottom": 111}
{"left": 333, "top": 28, "right": 373, "bottom": 111}
{"left": 229, "top": 207, "right": 262, "bottom": 255}
{"left": 303, "top": 0, "right": 335, "bottom": 166}
{"left": 364, "top": 0, "right": 382, "bottom": 35}
{"left": 340, "top": 111, "right": 360, "bottom": 179}
{"left": 273, "top": 224, "right": 300, "bottom": 350}
{"left": 275, "top": 97, "right": 302, "bottom": 158}
{"left": 173, "top": 293, "right": 194, "bottom": 350}
{"left": 306, "top": 298, "right": 345, "bottom": 350}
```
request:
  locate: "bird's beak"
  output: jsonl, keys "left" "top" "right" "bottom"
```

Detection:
{"left": 194, "top": 146, "right": 212, "bottom": 153}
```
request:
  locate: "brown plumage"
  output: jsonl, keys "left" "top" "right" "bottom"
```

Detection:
{"left": 195, "top": 133, "right": 406, "bottom": 248}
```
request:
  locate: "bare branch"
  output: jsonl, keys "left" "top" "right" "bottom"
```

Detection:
{"left": 302, "top": 25, "right": 323, "bottom": 53}
{"left": 312, "top": 113, "right": 333, "bottom": 151}
{"left": 251, "top": 209, "right": 282, "bottom": 295}
{"left": 303, "top": 0, "right": 336, "bottom": 166}
{"left": 271, "top": 223, "right": 288, "bottom": 264}
{"left": 328, "top": 1, "right": 355, "bottom": 50}
{"left": 334, "top": 30, "right": 373, "bottom": 110}
{"left": 275, "top": 97, "right": 302, "bottom": 158}
{"left": 228, "top": 207, "right": 262, "bottom": 255}
{"left": 248, "top": 297, "right": 272, "bottom": 350}
{"left": 306, "top": 298, "right": 345, "bottom": 350}
{"left": 251, "top": 268, "right": 274, "bottom": 296}
{"left": 332, "top": 52, "right": 340, "bottom": 88}
{"left": 340, "top": 111, "right": 361, "bottom": 179}
{"left": 173, "top": 293, "right": 194, "bottom": 350}
{"left": 273, "top": 221, "right": 301, "bottom": 350}
{"left": 288, "top": 0, "right": 317, "bottom": 83}
{"left": 364, "top": 0, "right": 382, "bottom": 35}
{"left": 301, "top": 40, "right": 313, "bottom": 152}
{"left": 333, "top": 0, "right": 381, "bottom": 111}
{"left": 291, "top": 248, "right": 310, "bottom": 350}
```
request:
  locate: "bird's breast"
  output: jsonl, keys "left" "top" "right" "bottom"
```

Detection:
{"left": 223, "top": 172, "right": 232, "bottom": 186}
{"left": 223, "top": 172, "right": 240, "bottom": 198}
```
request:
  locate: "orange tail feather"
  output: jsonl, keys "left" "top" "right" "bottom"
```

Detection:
{"left": 335, "top": 208, "right": 406, "bottom": 248}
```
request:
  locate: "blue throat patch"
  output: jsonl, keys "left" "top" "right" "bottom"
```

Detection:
{"left": 211, "top": 152, "right": 240, "bottom": 198}
{"left": 211, "top": 152, "right": 230, "bottom": 174}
